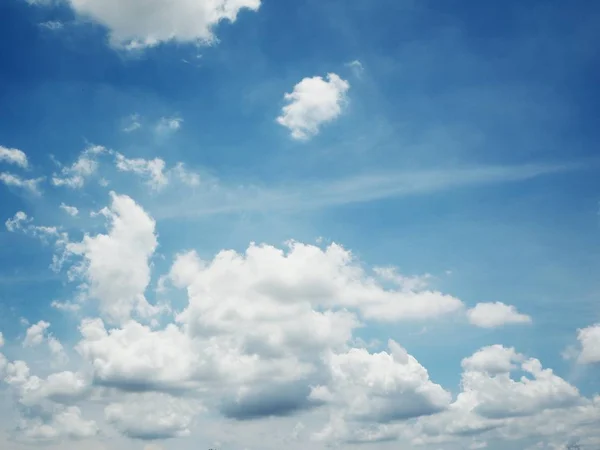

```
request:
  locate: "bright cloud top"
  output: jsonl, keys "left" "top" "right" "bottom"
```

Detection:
{"left": 59, "top": 0, "right": 261, "bottom": 49}
{"left": 467, "top": 302, "right": 532, "bottom": 328}
{"left": 277, "top": 73, "right": 350, "bottom": 140}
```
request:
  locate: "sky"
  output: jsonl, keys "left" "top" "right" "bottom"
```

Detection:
{"left": 0, "top": 0, "right": 599, "bottom": 449}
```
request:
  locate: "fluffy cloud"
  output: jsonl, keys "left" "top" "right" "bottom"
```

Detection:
{"left": 17, "top": 406, "right": 98, "bottom": 443}
{"left": 467, "top": 302, "right": 532, "bottom": 328}
{"left": 311, "top": 341, "right": 451, "bottom": 443}
{"left": 575, "top": 324, "right": 600, "bottom": 364}
{"left": 0, "top": 172, "right": 43, "bottom": 194}
{"left": 173, "top": 242, "right": 463, "bottom": 327}
{"left": 23, "top": 320, "right": 51, "bottom": 347}
{"left": 277, "top": 73, "right": 350, "bottom": 140}
{"left": 460, "top": 346, "right": 582, "bottom": 419}
{"left": 0, "top": 145, "right": 28, "bottom": 168}
{"left": 59, "top": 0, "right": 261, "bottom": 49}
{"left": 407, "top": 345, "right": 591, "bottom": 447}
{"left": 5, "top": 185, "right": 600, "bottom": 448}
{"left": 0, "top": 331, "right": 4, "bottom": 348}
{"left": 76, "top": 318, "right": 202, "bottom": 392}
{"left": 64, "top": 192, "right": 159, "bottom": 323}
{"left": 1, "top": 358, "right": 96, "bottom": 444}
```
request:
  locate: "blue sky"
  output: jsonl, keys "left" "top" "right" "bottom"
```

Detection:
{"left": 0, "top": 0, "right": 599, "bottom": 449}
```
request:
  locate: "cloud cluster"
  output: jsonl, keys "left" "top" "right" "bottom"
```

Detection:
{"left": 1, "top": 190, "right": 597, "bottom": 449}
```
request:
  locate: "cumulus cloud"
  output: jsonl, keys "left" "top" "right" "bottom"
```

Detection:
{"left": 64, "top": 192, "right": 159, "bottom": 323}
{"left": 47, "top": 0, "right": 261, "bottom": 49}
{"left": 462, "top": 346, "right": 582, "bottom": 419}
{"left": 23, "top": 321, "right": 51, "bottom": 347}
{"left": 6, "top": 184, "right": 600, "bottom": 448}
{"left": 311, "top": 340, "right": 451, "bottom": 443}
{"left": 0, "top": 145, "right": 28, "bottom": 168}
{"left": 467, "top": 302, "right": 532, "bottom": 328}
{"left": 1, "top": 358, "right": 96, "bottom": 444}
{"left": 277, "top": 73, "right": 350, "bottom": 140}
{"left": 575, "top": 324, "right": 600, "bottom": 364}
{"left": 0, "top": 331, "right": 4, "bottom": 348}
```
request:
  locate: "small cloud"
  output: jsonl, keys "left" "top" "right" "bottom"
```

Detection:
{"left": 60, "top": 203, "right": 79, "bottom": 217}
{"left": 467, "top": 302, "right": 532, "bottom": 329}
{"left": 39, "top": 20, "right": 64, "bottom": 31}
{"left": 123, "top": 114, "right": 142, "bottom": 133}
{"left": 277, "top": 73, "right": 350, "bottom": 141}
{"left": 345, "top": 59, "right": 365, "bottom": 78}
{"left": 156, "top": 116, "right": 183, "bottom": 134}
{"left": 23, "top": 320, "right": 50, "bottom": 347}
{"left": 0, "top": 145, "right": 29, "bottom": 168}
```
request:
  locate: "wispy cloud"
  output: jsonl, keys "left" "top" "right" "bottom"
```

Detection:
{"left": 155, "top": 161, "right": 586, "bottom": 219}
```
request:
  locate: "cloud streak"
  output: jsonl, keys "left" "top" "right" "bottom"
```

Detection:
{"left": 156, "top": 161, "right": 586, "bottom": 219}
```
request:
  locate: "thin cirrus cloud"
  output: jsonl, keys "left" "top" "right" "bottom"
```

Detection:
{"left": 31, "top": 0, "right": 261, "bottom": 49}
{"left": 277, "top": 73, "right": 350, "bottom": 140}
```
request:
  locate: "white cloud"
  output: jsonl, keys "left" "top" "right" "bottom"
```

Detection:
{"left": 0, "top": 145, "right": 28, "bottom": 168}
{"left": 18, "top": 406, "right": 98, "bottom": 443}
{"left": 173, "top": 242, "right": 463, "bottom": 328}
{"left": 277, "top": 73, "right": 350, "bottom": 140}
{"left": 113, "top": 153, "right": 200, "bottom": 189}
{"left": 461, "top": 346, "right": 582, "bottom": 419}
{"left": 64, "top": 192, "right": 159, "bottom": 324}
{"left": 0, "top": 332, "right": 4, "bottom": 348}
{"left": 104, "top": 393, "right": 197, "bottom": 440}
{"left": 60, "top": 203, "right": 79, "bottom": 217}
{"left": 311, "top": 340, "right": 451, "bottom": 443}
{"left": 156, "top": 116, "right": 183, "bottom": 134}
{"left": 575, "top": 324, "right": 600, "bottom": 364}
{"left": 467, "top": 302, "right": 532, "bottom": 328}
{"left": 48, "top": 336, "right": 69, "bottom": 365}
{"left": 57, "top": 0, "right": 261, "bottom": 49}
{"left": 52, "top": 145, "right": 106, "bottom": 189}
{"left": 23, "top": 320, "right": 51, "bottom": 347}
{"left": 0, "top": 172, "right": 43, "bottom": 194}
{"left": 115, "top": 153, "right": 168, "bottom": 190}
{"left": 1, "top": 357, "right": 96, "bottom": 444}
